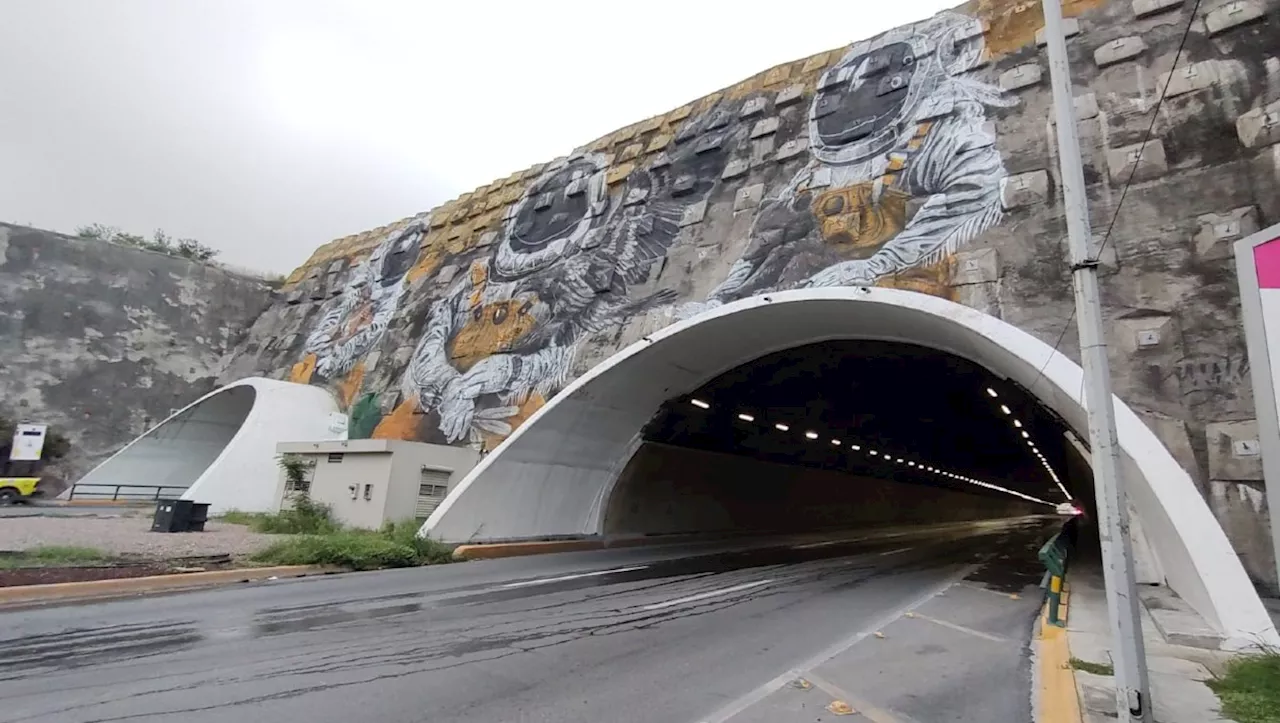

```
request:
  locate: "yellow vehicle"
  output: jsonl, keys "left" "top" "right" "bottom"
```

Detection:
{"left": 0, "top": 477, "right": 42, "bottom": 505}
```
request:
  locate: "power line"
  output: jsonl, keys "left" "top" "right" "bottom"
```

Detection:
{"left": 1028, "top": 0, "right": 1204, "bottom": 399}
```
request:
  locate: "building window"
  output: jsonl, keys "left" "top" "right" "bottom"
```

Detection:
{"left": 327, "top": 452, "right": 344, "bottom": 463}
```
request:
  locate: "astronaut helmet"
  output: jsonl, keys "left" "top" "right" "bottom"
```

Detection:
{"left": 492, "top": 153, "right": 609, "bottom": 280}
{"left": 808, "top": 12, "right": 986, "bottom": 166}
{"left": 367, "top": 217, "right": 427, "bottom": 292}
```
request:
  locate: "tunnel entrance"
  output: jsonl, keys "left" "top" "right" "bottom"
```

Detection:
{"left": 423, "top": 288, "right": 1273, "bottom": 647}
{"left": 603, "top": 339, "right": 1081, "bottom": 537}
{"left": 72, "top": 385, "right": 257, "bottom": 500}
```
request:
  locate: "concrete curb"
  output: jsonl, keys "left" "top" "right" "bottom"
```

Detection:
{"left": 0, "top": 566, "right": 335, "bottom": 606}
{"left": 451, "top": 516, "right": 1053, "bottom": 561}
{"left": 453, "top": 540, "right": 603, "bottom": 560}
{"left": 1036, "top": 601, "right": 1084, "bottom": 723}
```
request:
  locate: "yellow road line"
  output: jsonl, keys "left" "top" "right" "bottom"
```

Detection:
{"left": 1036, "top": 603, "right": 1083, "bottom": 723}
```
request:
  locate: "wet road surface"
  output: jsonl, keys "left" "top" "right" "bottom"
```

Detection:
{"left": 0, "top": 521, "right": 1055, "bottom": 723}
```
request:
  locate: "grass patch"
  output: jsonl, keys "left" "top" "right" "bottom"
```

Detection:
{"left": 0, "top": 545, "right": 111, "bottom": 569}
{"left": 218, "top": 510, "right": 263, "bottom": 527}
{"left": 249, "top": 519, "right": 454, "bottom": 571}
{"left": 1207, "top": 653, "right": 1280, "bottom": 723}
{"left": 1069, "top": 657, "right": 1114, "bottom": 676}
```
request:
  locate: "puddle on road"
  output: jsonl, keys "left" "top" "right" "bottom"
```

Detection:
{"left": 0, "top": 622, "right": 202, "bottom": 676}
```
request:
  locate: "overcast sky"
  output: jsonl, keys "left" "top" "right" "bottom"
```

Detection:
{"left": 0, "top": 0, "right": 961, "bottom": 274}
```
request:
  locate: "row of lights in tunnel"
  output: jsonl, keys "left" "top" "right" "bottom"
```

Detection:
{"left": 685, "top": 397, "right": 1054, "bottom": 507}
{"left": 983, "top": 387, "right": 1072, "bottom": 502}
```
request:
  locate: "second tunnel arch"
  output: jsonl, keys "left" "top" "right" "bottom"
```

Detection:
{"left": 421, "top": 287, "right": 1278, "bottom": 650}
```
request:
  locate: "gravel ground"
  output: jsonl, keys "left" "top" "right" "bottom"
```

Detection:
{"left": 0, "top": 515, "right": 280, "bottom": 559}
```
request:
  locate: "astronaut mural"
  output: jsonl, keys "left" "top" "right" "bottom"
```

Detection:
{"left": 679, "top": 11, "right": 1014, "bottom": 317}
{"left": 378, "top": 153, "right": 690, "bottom": 448}
{"left": 282, "top": 8, "right": 1024, "bottom": 449}
{"left": 291, "top": 217, "right": 426, "bottom": 392}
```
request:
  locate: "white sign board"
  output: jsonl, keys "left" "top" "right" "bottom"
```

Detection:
{"left": 9, "top": 424, "right": 48, "bottom": 461}
{"left": 1233, "top": 222, "right": 1280, "bottom": 584}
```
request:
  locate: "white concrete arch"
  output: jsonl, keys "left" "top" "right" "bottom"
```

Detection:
{"left": 422, "top": 288, "right": 1278, "bottom": 649}
{"left": 72, "top": 377, "right": 343, "bottom": 514}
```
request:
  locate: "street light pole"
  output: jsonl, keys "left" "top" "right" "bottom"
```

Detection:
{"left": 1041, "top": 1, "right": 1152, "bottom": 720}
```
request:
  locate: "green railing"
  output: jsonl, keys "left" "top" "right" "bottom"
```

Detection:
{"left": 1038, "top": 527, "right": 1075, "bottom": 627}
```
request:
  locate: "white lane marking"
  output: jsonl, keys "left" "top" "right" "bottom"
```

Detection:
{"left": 804, "top": 673, "right": 922, "bottom": 723}
{"left": 956, "top": 581, "right": 1023, "bottom": 599}
{"left": 792, "top": 536, "right": 872, "bottom": 550}
{"left": 642, "top": 580, "right": 772, "bottom": 611}
{"left": 499, "top": 565, "right": 648, "bottom": 589}
{"left": 878, "top": 547, "right": 914, "bottom": 556}
{"left": 694, "top": 564, "right": 978, "bottom": 723}
{"left": 910, "top": 612, "right": 1010, "bottom": 643}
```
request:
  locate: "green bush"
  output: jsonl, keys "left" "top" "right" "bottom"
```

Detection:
{"left": 253, "top": 494, "right": 339, "bottom": 535}
{"left": 380, "top": 519, "right": 455, "bottom": 565}
{"left": 250, "top": 533, "right": 419, "bottom": 571}
{"left": 1208, "top": 653, "right": 1280, "bottom": 723}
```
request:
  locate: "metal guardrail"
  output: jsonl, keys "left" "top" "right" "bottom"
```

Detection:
{"left": 1038, "top": 523, "right": 1077, "bottom": 627}
{"left": 67, "top": 484, "right": 188, "bottom": 502}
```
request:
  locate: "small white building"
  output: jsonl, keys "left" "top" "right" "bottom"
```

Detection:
{"left": 274, "top": 440, "right": 480, "bottom": 530}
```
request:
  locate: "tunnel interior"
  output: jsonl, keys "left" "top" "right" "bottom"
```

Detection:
{"left": 602, "top": 339, "right": 1090, "bottom": 537}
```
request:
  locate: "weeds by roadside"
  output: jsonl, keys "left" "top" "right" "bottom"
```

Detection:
{"left": 1207, "top": 652, "right": 1280, "bottom": 723}
{"left": 249, "top": 520, "right": 454, "bottom": 571}
{"left": 1069, "top": 657, "right": 1114, "bottom": 676}
{"left": 220, "top": 496, "right": 339, "bottom": 535}
{"left": 0, "top": 545, "right": 111, "bottom": 569}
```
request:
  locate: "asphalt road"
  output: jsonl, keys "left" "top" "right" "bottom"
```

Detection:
{"left": 0, "top": 521, "right": 1055, "bottom": 723}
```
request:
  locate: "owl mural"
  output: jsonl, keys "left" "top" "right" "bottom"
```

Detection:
{"left": 387, "top": 153, "right": 688, "bottom": 448}
{"left": 679, "top": 10, "right": 1015, "bottom": 317}
{"left": 296, "top": 217, "right": 427, "bottom": 384}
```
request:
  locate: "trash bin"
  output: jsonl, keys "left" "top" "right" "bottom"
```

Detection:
{"left": 152, "top": 499, "right": 208, "bottom": 533}
{"left": 187, "top": 502, "right": 210, "bottom": 532}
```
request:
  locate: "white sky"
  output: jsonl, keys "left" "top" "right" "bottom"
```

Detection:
{"left": 0, "top": 0, "right": 961, "bottom": 273}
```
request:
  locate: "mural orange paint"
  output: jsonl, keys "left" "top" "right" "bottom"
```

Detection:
{"left": 289, "top": 353, "right": 317, "bottom": 385}
{"left": 967, "top": 0, "right": 1108, "bottom": 57}
{"left": 336, "top": 361, "right": 366, "bottom": 410}
{"left": 371, "top": 396, "right": 422, "bottom": 441}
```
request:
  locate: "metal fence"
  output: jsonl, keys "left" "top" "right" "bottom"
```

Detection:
{"left": 66, "top": 484, "right": 189, "bottom": 502}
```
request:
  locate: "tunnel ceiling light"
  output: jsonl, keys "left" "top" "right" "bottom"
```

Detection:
{"left": 986, "top": 388, "right": 999, "bottom": 398}
{"left": 869, "top": 450, "right": 878, "bottom": 456}
{"left": 1021, "top": 431, "right": 1030, "bottom": 439}
{"left": 851, "top": 444, "right": 861, "bottom": 451}
{"left": 738, "top": 413, "right": 755, "bottom": 422}
{"left": 1013, "top": 420, "right": 1023, "bottom": 428}
{"left": 776, "top": 423, "right": 791, "bottom": 432}
{"left": 1000, "top": 404, "right": 1012, "bottom": 415}
{"left": 831, "top": 439, "right": 841, "bottom": 446}
{"left": 691, "top": 399, "right": 710, "bottom": 409}
{"left": 805, "top": 431, "right": 819, "bottom": 440}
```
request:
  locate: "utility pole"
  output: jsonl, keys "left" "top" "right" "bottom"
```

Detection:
{"left": 1041, "top": 1, "right": 1152, "bottom": 721}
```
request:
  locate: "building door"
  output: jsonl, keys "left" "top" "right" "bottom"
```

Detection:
{"left": 415, "top": 468, "right": 451, "bottom": 520}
